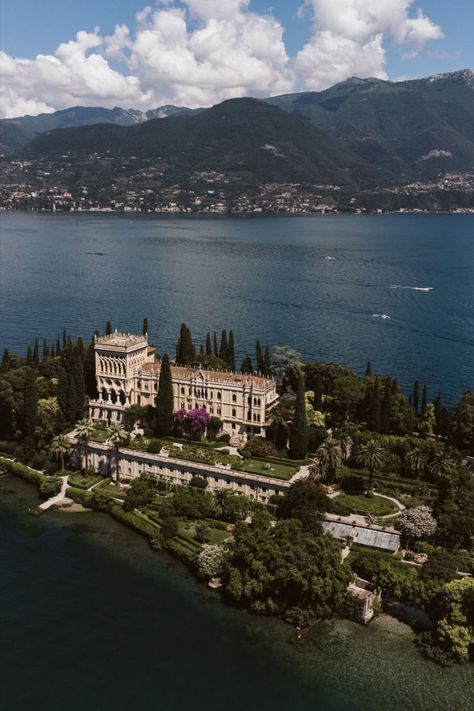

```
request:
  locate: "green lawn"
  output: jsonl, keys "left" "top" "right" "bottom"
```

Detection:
{"left": 335, "top": 493, "right": 399, "bottom": 516}
{"left": 238, "top": 459, "right": 297, "bottom": 480}
{"left": 67, "top": 472, "right": 104, "bottom": 489}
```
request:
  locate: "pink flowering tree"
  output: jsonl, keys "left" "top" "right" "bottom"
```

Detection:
{"left": 173, "top": 407, "right": 211, "bottom": 440}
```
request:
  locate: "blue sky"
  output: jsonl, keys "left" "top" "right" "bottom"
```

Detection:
{"left": 1, "top": 0, "right": 472, "bottom": 117}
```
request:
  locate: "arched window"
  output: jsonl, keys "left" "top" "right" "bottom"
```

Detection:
{"left": 232, "top": 408, "right": 236, "bottom": 418}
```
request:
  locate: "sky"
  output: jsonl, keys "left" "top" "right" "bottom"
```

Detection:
{"left": 0, "top": 0, "right": 473, "bottom": 118}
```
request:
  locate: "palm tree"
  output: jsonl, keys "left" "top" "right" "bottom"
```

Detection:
{"left": 75, "top": 418, "right": 94, "bottom": 474}
{"left": 335, "top": 430, "right": 354, "bottom": 462}
{"left": 405, "top": 447, "right": 426, "bottom": 477}
{"left": 50, "top": 434, "right": 71, "bottom": 471}
{"left": 428, "top": 450, "right": 457, "bottom": 481}
{"left": 315, "top": 437, "right": 343, "bottom": 484}
{"left": 356, "top": 438, "right": 386, "bottom": 492}
{"left": 107, "top": 423, "right": 127, "bottom": 482}
{"left": 308, "top": 456, "right": 323, "bottom": 481}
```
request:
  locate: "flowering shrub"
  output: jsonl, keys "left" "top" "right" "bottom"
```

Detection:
{"left": 399, "top": 505, "right": 437, "bottom": 540}
{"left": 173, "top": 407, "right": 211, "bottom": 440}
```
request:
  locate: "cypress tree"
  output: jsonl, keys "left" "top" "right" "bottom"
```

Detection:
{"left": 142, "top": 317, "right": 148, "bottom": 336}
{"left": 42, "top": 338, "right": 48, "bottom": 362}
{"left": 219, "top": 330, "right": 229, "bottom": 363}
{"left": 381, "top": 378, "right": 392, "bottom": 434}
{"left": 199, "top": 345, "right": 204, "bottom": 356}
{"left": 55, "top": 338, "right": 61, "bottom": 357}
{"left": 67, "top": 375, "right": 77, "bottom": 424}
{"left": 1, "top": 349, "right": 9, "bottom": 372}
{"left": 176, "top": 323, "right": 195, "bottom": 365}
{"left": 370, "top": 380, "right": 381, "bottom": 433}
{"left": 105, "top": 320, "right": 113, "bottom": 335}
{"left": 228, "top": 330, "right": 236, "bottom": 371}
{"left": 263, "top": 344, "right": 271, "bottom": 376}
{"left": 421, "top": 384, "right": 428, "bottom": 417}
{"left": 256, "top": 340, "right": 263, "bottom": 373}
{"left": 240, "top": 356, "right": 253, "bottom": 374}
{"left": 213, "top": 331, "right": 219, "bottom": 358}
{"left": 433, "top": 393, "right": 442, "bottom": 434}
{"left": 289, "top": 371, "right": 308, "bottom": 459}
{"left": 205, "top": 332, "right": 212, "bottom": 356}
{"left": 77, "top": 337, "right": 84, "bottom": 362}
{"left": 57, "top": 366, "right": 68, "bottom": 418}
{"left": 72, "top": 346, "right": 85, "bottom": 421}
{"left": 23, "top": 369, "right": 37, "bottom": 440}
{"left": 413, "top": 379, "right": 419, "bottom": 414}
{"left": 84, "top": 337, "right": 97, "bottom": 399}
{"left": 313, "top": 373, "right": 323, "bottom": 411}
{"left": 365, "top": 360, "right": 372, "bottom": 377}
{"left": 26, "top": 345, "right": 33, "bottom": 366}
{"left": 63, "top": 327, "right": 67, "bottom": 348}
{"left": 155, "top": 353, "right": 174, "bottom": 436}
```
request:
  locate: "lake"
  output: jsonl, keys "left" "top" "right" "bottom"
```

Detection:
{"left": 1, "top": 476, "right": 473, "bottom": 711}
{"left": 0, "top": 211, "right": 473, "bottom": 404}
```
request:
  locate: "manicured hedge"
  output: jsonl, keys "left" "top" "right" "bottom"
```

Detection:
{"left": 110, "top": 505, "right": 159, "bottom": 539}
{"left": 66, "top": 487, "right": 94, "bottom": 507}
{"left": 0, "top": 456, "right": 46, "bottom": 487}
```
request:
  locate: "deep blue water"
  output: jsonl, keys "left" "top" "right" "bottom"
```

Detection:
{"left": 0, "top": 211, "right": 473, "bottom": 402}
{"left": 1, "top": 477, "right": 473, "bottom": 711}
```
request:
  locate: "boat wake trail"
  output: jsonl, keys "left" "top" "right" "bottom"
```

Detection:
{"left": 389, "top": 285, "right": 433, "bottom": 291}
{"left": 372, "top": 313, "right": 391, "bottom": 320}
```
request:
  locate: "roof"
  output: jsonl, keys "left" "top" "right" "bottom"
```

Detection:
{"left": 138, "top": 362, "right": 274, "bottom": 388}
{"left": 96, "top": 332, "right": 146, "bottom": 348}
{"left": 322, "top": 521, "right": 400, "bottom": 552}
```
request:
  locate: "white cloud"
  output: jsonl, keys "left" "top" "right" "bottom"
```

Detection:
{"left": 0, "top": 0, "right": 443, "bottom": 118}
{"left": 295, "top": 0, "right": 443, "bottom": 90}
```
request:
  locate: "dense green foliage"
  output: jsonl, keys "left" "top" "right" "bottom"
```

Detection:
{"left": 155, "top": 353, "right": 174, "bottom": 437}
{"left": 223, "top": 510, "right": 350, "bottom": 624}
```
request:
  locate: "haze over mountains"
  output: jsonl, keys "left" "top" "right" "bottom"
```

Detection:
{"left": 1, "top": 70, "right": 473, "bottom": 208}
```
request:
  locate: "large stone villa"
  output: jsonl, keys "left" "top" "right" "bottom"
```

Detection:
{"left": 88, "top": 331, "right": 278, "bottom": 438}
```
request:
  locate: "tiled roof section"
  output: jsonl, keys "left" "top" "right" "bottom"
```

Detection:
{"left": 139, "top": 362, "right": 273, "bottom": 388}
{"left": 96, "top": 333, "right": 147, "bottom": 348}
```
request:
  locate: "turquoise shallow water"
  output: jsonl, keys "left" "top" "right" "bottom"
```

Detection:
{"left": 0, "top": 211, "right": 473, "bottom": 403}
{"left": 1, "top": 477, "right": 473, "bottom": 711}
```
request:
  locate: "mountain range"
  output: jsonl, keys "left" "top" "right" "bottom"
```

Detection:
{"left": 1, "top": 69, "right": 473, "bottom": 198}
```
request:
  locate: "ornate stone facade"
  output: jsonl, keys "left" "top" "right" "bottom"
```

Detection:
{"left": 88, "top": 331, "right": 279, "bottom": 437}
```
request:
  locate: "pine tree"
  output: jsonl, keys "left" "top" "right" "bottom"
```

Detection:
{"left": 155, "top": 353, "right": 174, "bottom": 436}
{"left": 26, "top": 345, "right": 33, "bottom": 366}
{"left": 240, "top": 356, "right": 253, "bottom": 374}
{"left": 105, "top": 320, "right": 113, "bottom": 335}
{"left": 205, "top": 332, "right": 212, "bottom": 356}
{"left": 421, "top": 384, "right": 428, "bottom": 417}
{"left": 413, "top": 380, "right": 419, "bottom": 414}
{"left": 263, "top": 344, "right": 271, "bottom": 376}
{"left": 228, "top": 330, "right": 236, "bottom": 371}
{"left": 23, "top": 368, "right": 37, "bottom": 440}
{"left": 142, "top": 317, "right": 148, "bottom": 336}
{"left": 218, "top": 330, "right": 228, "bottom": 364}
{"left": 365, "top": 360, "right": 372, "bottom": 377}
{"left": 256, "top": 340, "right": 263, "bottom": 373}
{"left": 289, "top": 371, "right": 308, "bottom": 459}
